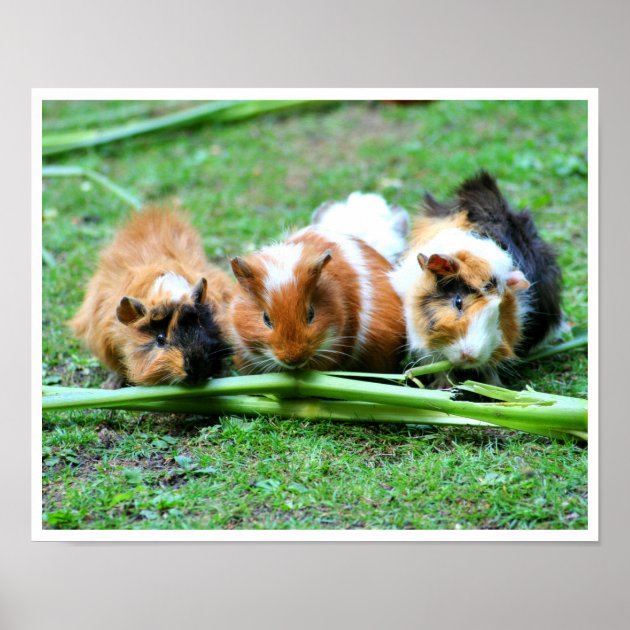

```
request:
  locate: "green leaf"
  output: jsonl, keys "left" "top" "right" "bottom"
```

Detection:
{"left": 122, "top": 468, "right": 144, "bottom": 484}
{"left": 194, "top": 467, "right": 217, "bottom": 475}
{"left": 255, "top": 479, "right": 281, "bottom": 492}
{"left": 288, "top": 482, "right": 309, "bottom": 494}
{"left": 109, "top": 492, "right": 134, "bottom": 508}
{"left": 45, "top": 510, "right": 80, "bottom": 527}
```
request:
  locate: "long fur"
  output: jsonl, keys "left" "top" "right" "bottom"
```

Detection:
{"left": 390, "top": 172, "right": 561, "bottom": 380}
{"left": 311, "top": 192, "right": 409, "bottom": 264}
{"left": 70, "top": 209, "right": 234, "bottom": 386}
{"left": 228, "top": 227, "right": 406, "bottom": 374}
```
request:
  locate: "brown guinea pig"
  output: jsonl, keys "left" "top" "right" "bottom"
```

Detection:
{"left": 227, "top": 194, "right": 408, "bottom": 374}
{"left": 390, "top": 171, "right": 562, "bottom": 385}
{"left": 70, "top": 209, "right": 234, "bottom": 387}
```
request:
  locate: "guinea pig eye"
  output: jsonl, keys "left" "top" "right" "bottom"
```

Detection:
{"left": 262, "top": 312, "right": 273, "bottom": 329}
{"left": 156, "top": 333, "right": 167, "bottom": 347}
{"left": 307, "top": 304, "right": 315, "bottom": 324}
{"left": 453, "top": 294, "right": 463, "bottom": 311}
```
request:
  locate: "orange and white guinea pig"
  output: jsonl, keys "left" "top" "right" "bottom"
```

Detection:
{"left": 389, "top": 172, "right": 562, "bottom": 384}
{"left": 228, "top": 192, "right": 409, "bottom": 373}
{"left": 70, "top": 209, "right": 234, "bottom": 387}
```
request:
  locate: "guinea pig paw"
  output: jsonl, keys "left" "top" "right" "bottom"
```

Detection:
{"left": 102, "top": 373, "right": 127, "bottom": 390}
{"left": 428, "top": 373, "right": 455, "bottom": 390}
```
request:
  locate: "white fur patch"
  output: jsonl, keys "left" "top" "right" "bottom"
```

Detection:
{"left": 418, "top": 228, "right": 514, "bottom": 284}
{"left": 311, "top": 192, "right": 409, "bottom": 264}
{"left": 444, "top": 297, "right": 502, "bottom": 366}
{"left": 150, "top": 273, "right": 191, "bottom": 301}
{"left": 309, "top": 227, "right": 373, "bottom": 357}
{"left": 389, "top": 250, "right": 424, "bottom": 299}
{"left": 261, "top": 242, "right": 304, "bottom": 298}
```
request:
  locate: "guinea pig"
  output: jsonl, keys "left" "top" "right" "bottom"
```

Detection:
{"left": 311, "top": 191, "right": 410, "bottom": 264}
{"left": 228, "top": 193, "right": 409, "bottom": 374}
{"left": 70, "top": 209, "right": 234, "bottom": 388}
{"left": 389, "top": 171, "right": 562, "bottom": 385}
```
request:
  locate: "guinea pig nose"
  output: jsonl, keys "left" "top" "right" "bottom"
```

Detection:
{"left": 184, "top": 358, "right": 207, "bottom": 384}
{"left": 277, "top": 354, "right": 308, "bottom": 369}
{"left": 459, "top": 351, "right": 475, "bottom": 363}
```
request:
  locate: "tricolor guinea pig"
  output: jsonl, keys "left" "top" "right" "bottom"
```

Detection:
{"left": 389, "top": 172, "right": 562, "bottom": 385}
{"left": 70, "top": 209, "right": 234, "bottom": 387}
{"left": 228, "top": 193, "right": 408, "bottom": 374}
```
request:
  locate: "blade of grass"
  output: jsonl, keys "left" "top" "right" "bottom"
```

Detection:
{"left": 42, "top": 247, "right": 57, "bottom": 267}
{"left": 522, "top": 332, "right": 588, "bottom": 362}
{"left": 42, "top": 165, "right": 142, "bottom": 209}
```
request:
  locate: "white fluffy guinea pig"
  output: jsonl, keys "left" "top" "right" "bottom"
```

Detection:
{"left": 228, "top": 193, "right": 408, "bottom": 374}
{"left": 390, "top": 172, "right": 562, "bottom": 382}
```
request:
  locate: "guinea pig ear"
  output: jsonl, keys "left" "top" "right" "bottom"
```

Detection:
{"left": 230, "top": 256, "right": 253, "bottom": 281}
{"left": 311, "top": 200, "right": 335, "bottom": 224}
{"left": 190, "top": 277, "right": 208, "bottom": 304}
{"left": 506, "top": 269, "right": 531, "bottom": 291}
{"left": 424, "top": 254, "right": 459, "bottom": 277}
{"left": 117, "top": 297, "right": 146, "bottom": 325}
{"left": 309, "top": 250, "right": 333, "bottom": 279}
{"left": 230, "top": 257, "right": 259, "bottom": 295}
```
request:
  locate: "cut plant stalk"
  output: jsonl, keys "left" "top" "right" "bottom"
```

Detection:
{"left": 42, "top": 391, "right": 491, "bottom": 429}
{"left": 43, "top": 370, "right": 587, "bottom": 441}
{"left": 42, "top": 165, "right": 142, "bottom": 209}
{"left": 42, "top": 100, "right": 328, "bottom": 156}
{"left": 324, "top": 330, "right": 587, "bottom": 382}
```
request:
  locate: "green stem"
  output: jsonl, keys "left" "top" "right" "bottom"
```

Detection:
{"left": 42, "top": 370, "right": 587, "bottom": 440}
{"left": 42, "top": 165, "right": 142, "bottom": 209}
{"left": 42, "top": 373, "right": 297, "bottom": 411}
{"left": 43, "top": 101, "right": 184, "bottom": 131}
{"left": 292, "top": 373, "right": 587, "bottom": 438}
{"left": 42, "top": 100, "right": 327, "bottom": 156}
{"left": 83, "top": 394, "right": 492, "bottom": 428}
{"left": 42, "top": 247, "right": 57, "bottom": 267}
{"left": 522, "top": 333, "right": 588, "bottom": 362}
{"left": 404, "top": 360, "right": 453, "bottom": 379}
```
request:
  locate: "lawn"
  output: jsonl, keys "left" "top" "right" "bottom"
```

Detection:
{"left": 41, "top": 99, "right": 588, "bottom": 530}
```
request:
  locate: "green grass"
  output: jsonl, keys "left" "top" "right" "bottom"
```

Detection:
{"left": 41, "top": 100, "right": 588, "bottom": 530}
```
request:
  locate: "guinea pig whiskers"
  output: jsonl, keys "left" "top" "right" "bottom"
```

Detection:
{"left": 317, "top": 346, "right": 355, "bottom": 357}
{"left": 238, "top": 354, "right": 279, "bottom": 374}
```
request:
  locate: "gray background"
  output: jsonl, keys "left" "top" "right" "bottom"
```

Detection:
{"left": 1, "top": 0, "right": 627, "bottom": 628}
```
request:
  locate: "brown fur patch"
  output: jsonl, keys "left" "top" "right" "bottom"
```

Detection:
{"left": 410, "top": 211, "right": 471, "bottom": 249}
{"left": 229, "top": 229, "right": 406, "bottom": 373}
{"left": 69, "top": 208, "right": 234, "bottom": 385}
{"left": 453, "top": 250, "right": 493, "bottom": 288}
{"left": 408, "top": 245, "right": 522, "bottom": 362}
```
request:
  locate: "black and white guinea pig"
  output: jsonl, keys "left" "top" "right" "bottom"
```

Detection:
{"left": 390, "top": 171, "right": 562, "bottom": 384}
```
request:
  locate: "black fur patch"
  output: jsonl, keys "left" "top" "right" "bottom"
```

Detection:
{"left": 139, "top": 302, "right": 230, "bottom": 383}
{"left": 170, "top": 302, "right": 231, "bottom": 384}
{"left": 436, "top": 275, "right": 479, "bottom": 297}
{"left": 423, "top": 171, "right": 562, "bottom": 353}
